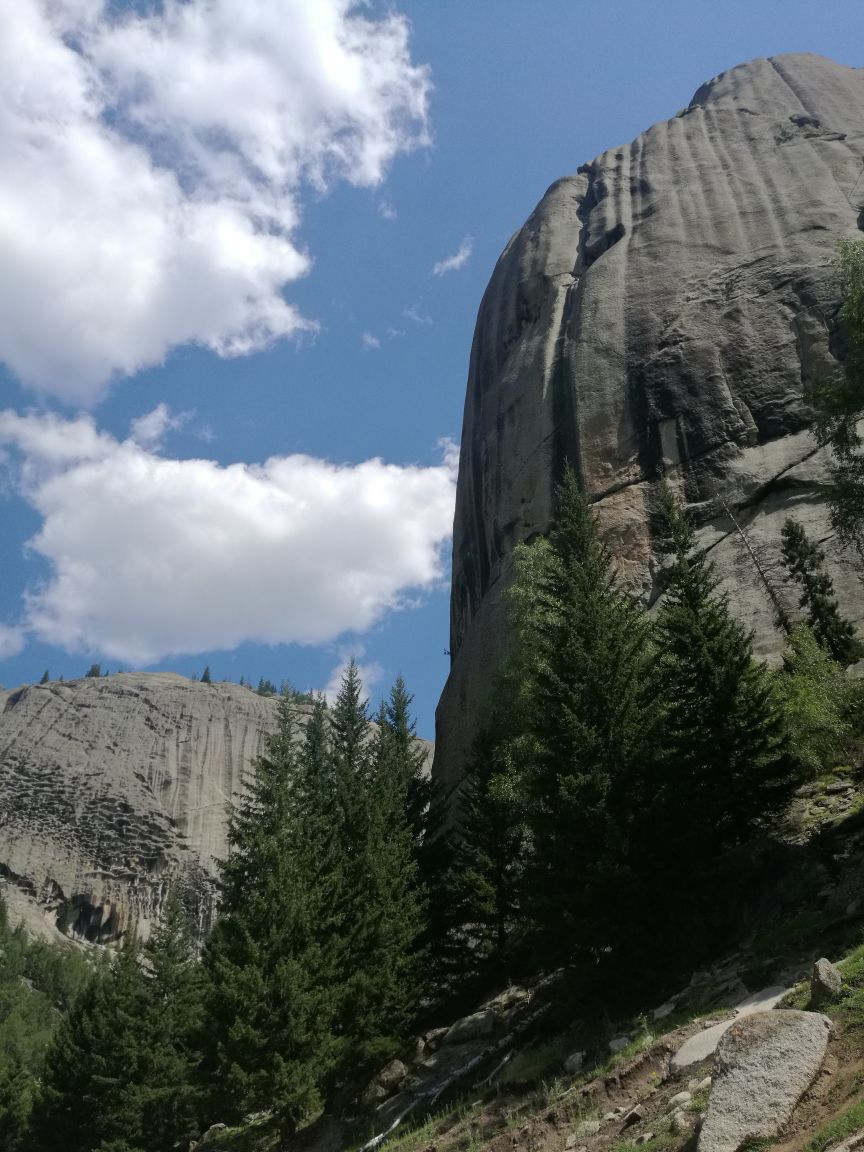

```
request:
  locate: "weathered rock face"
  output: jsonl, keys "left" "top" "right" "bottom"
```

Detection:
{"left": 435, "top": 53, "right": 864, "bottom": 788}
{"left": 0, "top": 673, "right": 286, "bottom": 943}
{"left": 0, "top": 673, "right": 434, "bottom": 945}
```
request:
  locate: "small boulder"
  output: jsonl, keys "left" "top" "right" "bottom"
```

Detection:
{"left": 698, "top": 1011, "right": 831, "bottom": 1152}
{"left": 811, "top": 959, "right": 843, "bottom": 1008}
{"left": 564, "top": 1049, "right": 586, "bottom": 1075}
{"left": 573, "top": 1119, "right": 601, "bottom": 1138}
{"left": 608, "top": 1035, "right": 631, "bottom": 1054}
{"left": 634, "top": 1133, "right": 655, "bottom": 1145}
{"left": 653, "top": 1000, "right": 677, "bottom": 1021}
{"left": 443, "top": 1009, "right": 496, "bottom": 1046}
{"left": 666, "top": 1091, "right": 692, "bottom": 1112}
{"left": 623, "top": 1106, "right": 644, "bottom": 1127}
{"left": 670, "top": 1111, "right": 693, "bottom": 1135}
{"left": 197, "top": 1124, "right": 228, "bottom": 1149}
{"left": 564, "top": 1140, "right": 587, "bottom": 1152}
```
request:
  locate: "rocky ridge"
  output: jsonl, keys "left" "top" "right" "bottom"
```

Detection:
{"left": 0, "top": 672, "right": 433, "bottom": 944}
{"left": 435, "top": 53, "right": 864, "bottom": 787}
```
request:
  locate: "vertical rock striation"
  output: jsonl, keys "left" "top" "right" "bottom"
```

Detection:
{"left": 436, "top": 53, "right": 864, "bottom": 788}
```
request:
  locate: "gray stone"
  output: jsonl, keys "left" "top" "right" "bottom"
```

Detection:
{"left": 653, "top": 1000, "right": 677, "bottom": 1021}
{"left": 0, "top": 673, "right": 432, "bottom": 944}
{"left": 671, "top": 1111, "right": 693, "bottom": 1136}
{"left": 811, "top": 958, "right": 843, "bottom": 1006}
{"left": 197, "top": 1124, "right": 228, "bottom": 1149}
{"left": 608, "top": 1035, "right": 631, "bottom": 1054}
{"left": 623, "top": 1106, "right": 644, "bottom": 1127}
{"left": 634, "top": 1134, "right": 655, "bottom": 1145}
{"left": 573, "top": 1120, "right": 602, "bottom": 1138}
{"left": 666, "top": 1091, "right": 692, "bottom": 1112}
{"left": 564, "top": 1049, "right": 586, "bottom": 1075}
{"left": 442, "top": 1008, "right": 497, "bottom": 1046}
{"left": 672, "top": 985, "right": 790, "bottom": 1070}
{"left": 564, "top": 1140, "right": 588, "bottom": 1152}
{"left": 433, "top": 53, "right": 864, "bottom": 787}
{"left": 698, "top": 1010, "right": 831, "bottom": 1152}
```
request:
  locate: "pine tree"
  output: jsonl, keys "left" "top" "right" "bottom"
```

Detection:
{"left": 780, "top": 518, "right": 861, "bottom": 665}
{"left": 84, "top": 663, "right": 102, "bottom": 678}
{"left": 201, "top": 693, "right": 338, "bottom": 1136}
{"left": 200, "top": 665, "right": 212, "bottom": 684}
{"left": 518, "top": 468, "right": 656, "bottom": 966}
{"left": 30, "top": 940, "right": 153, "bottom": 1152}
{"left": 646, "top": 487, "right": 799, "bottom": 883}
{"left": 38, "top": 670, "right": 49, "bottom": 685}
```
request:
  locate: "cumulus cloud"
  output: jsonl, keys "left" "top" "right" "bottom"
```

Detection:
{"left": 324, "top": 645, "right": 384, "bottom": 705}
{"left": 1, "top": 1, "right": 430, "bottom": 402}
{"left": 361, "top": 332, "right": 381, "bottom": 350}
{"left": 432, "top": 237, "right": 473, "bottom": 276}
{"left": 0, "top": 625, "right": 26, "bottom": 660}
{"left": 130, "top": 405, "right": 191, "bottom": 449}
{"left": 0, "top": 410, "right": 457, "bottom": 664}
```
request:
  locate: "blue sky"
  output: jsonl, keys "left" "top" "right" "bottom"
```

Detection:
{"left": 1, "top": 0, "right": 863, "bottom": 737}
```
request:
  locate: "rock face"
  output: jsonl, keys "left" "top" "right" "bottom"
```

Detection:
{"left": 435, "top": 53, "right": 864, "bottom": 787}
{"left": 698, "top": 1010, "right": 831, "bottom": 1152}
{"left": 0, "top": 673, "right": 284, "bottom": 943}
{"left": 0, "top": 673, "right": 434, "bottom": 944}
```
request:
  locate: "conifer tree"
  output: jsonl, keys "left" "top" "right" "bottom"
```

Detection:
{"left": 647, "top": 487, "right": 799, "bottom": 882}
{"left": 201, "top": 693, "right": 338, "bottom": 1136}
{"left": 518, "top": 468, "right": 656, "bottom": 966}
{"left": 780, "top": 518, "right": 861, "bottom": 665}
{"left": 200, "top": 665, "right": 212, "bottom": 684}
{"left": 38, "top": 670, "right": 49, "bottom": 685}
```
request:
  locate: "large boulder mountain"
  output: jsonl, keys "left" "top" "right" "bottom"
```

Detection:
{"left": 0, "top": 673, "right": 285, "bottom": 943}
{"left": 0, "top": 673, "right": 432, "bottom": 945}
{"left": 435, "top": 53, "right": 864, "bottom": 789}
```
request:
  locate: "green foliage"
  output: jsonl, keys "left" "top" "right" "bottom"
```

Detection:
{"left": 813, "top": 238, "right": 864, "bottom": 558}
{"left": 0, "top": 900, "right": 93, "bottom": 1150}
{"left": 38, "top": 669, "right": 49, "bottom": 685}
{"left": 84, "top": 662, "right": 102, "bottom": 678}
{"left": 781, "top": 519, "right": 862, "bottom": 665}
{"left": 519, "top": 471, "right": 657, "bottom": 965}
{"left": 646, "top": 486, "right": 800, "bottom": 869}
{"left": 29, "top": 893, "right": 203, "bottom": 1152}
{"left": 776, "top": 625, "right": 857, "bottom": 774}
{"left": 203, "top": 671, "right": 427, "bottom": 1133}
{"left": 201, "top": 665, "right": 212, "bottom": 684}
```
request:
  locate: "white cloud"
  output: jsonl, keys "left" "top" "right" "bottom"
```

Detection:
{"left": 0, "top": 411, "right": 458, "bottom": 664}
{"left": 378, "top": 199, "right": 398, "bottom": 221}
{"left": 403, "top": 306, "right": 433, "bottom": 326}
{"left": 130, "top": 404, "right": 190, "bottom": 449}
{"left": 0, "top": 625, "right": 26, "bottom": 660}
{"left": 361, "top": 332, "right": 381, "bottom": 350}
{"left": 432, "top": 237, "right": 473, "bottom": 276}
{"left": 324, "top": 645, "right": 384, "bottom": 706}
{"left": 0, "top": 1, "right": 430, "bottom": 402}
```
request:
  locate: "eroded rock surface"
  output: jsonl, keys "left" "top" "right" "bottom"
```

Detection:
{"left": 435, "top": 53, "right": 864, "bottom": 787}
{"left": 698, "top": 1010, "right": 831, "bottom": 1152}
{"left": 0, "top": 673, "right": 287, "bottom": 943}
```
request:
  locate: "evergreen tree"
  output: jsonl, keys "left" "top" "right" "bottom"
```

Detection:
{"left": 38, "top": 670, "right": 49, "bottom": 685}
{"left": 84, "top": 663, "right": 102, "bottom": 678}
{"left": 200, "top": 665, "right": 212, "bottom": 684}
{"left": 518, "top": 468, "right": 656, "bottom": 967}
{"left": 645, "top": 487, "right": 799, "bottom": 885}
{"left": 29, "top": 898, "right": 203, "bottom": 1152}
{"left": 201, "top": 693, "right": 338, "bottom": 1137}
{"left": 30, "top": 940, "right": 153, "bottom": 1152}
{"left": 780, "top": 518, "right": 861, "bottom": 665}
{"left": 813, "top": 238, "right": 864, "bottom": 559}
{"left": 778, "top": 624, "right": 858, "bottom": 775}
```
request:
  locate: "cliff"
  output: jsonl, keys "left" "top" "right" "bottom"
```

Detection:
{"left": 435, "top": 53, "right": 864, "bottom": 788}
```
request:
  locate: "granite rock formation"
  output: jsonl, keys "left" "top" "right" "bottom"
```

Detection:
{"left": 0, "top": 673, "right": 284, "bottom": 943}
{"left": 0, "top": 673, "right": 431, "bottom": 944}
{"left": 435, "top": 53, "right": 864, "bottom": 788}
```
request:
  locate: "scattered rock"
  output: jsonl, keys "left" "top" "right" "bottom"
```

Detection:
{"left": 443, "top": 1010, "right": 497, "bottom": 1046}
{"left": 623, "top": 1106, "right": 644, "bottom": 1127}
{"left": 564, "top": 1049, "right": 586, "bottom": 1075}
{"left": 825, "top": 782, "right": 854, "bottom": 794}
{"left": 197, "top": 1124, "right": 228, "bottom": 1149}
{"left": 609, "top": 1035, "right": 631, "bottom": 1054}
{"left": 666, "top": 1091, "right": 692, "bottom": 1112}
{"left": 819, "top": 1128, "right": 864, "bottom": 1152}
{"left": 671, "top": 985, "right": 790, "bottom": 1070}
{"left": 671, "top": 1110, "right": 693, "bottom": 1135}
{"left": 564, "top": 1139, "right": 588, "bottom": 1152}
{"left": 573, "top": 1119, "right": 602, "bottom": 1139}
{"left": 363, "top": 1058, "right": 408, "bottom": 1102}
{"left": 697, "top": 1076, "right": 712, "bottom": 1092}
{"left": 634, "top": 1133, "right": 655, "bottom": 1145}
{"left": 698, "top": 1011, "right": 831, "bottom": 1152}
{"left": 653, "top": 1001, "right": 677, "bottom": 1021}
{"left": 811, "top": 959, "right": 843, "bottom": 1007}
{"left": 423, "top": 1026, "right": 449, "bottom": 1052}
